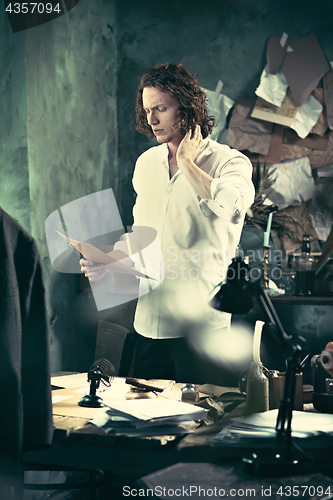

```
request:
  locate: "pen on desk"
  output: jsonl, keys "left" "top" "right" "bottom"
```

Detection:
{"left": 125, "top": 378, "right": 164, "bottom": 393}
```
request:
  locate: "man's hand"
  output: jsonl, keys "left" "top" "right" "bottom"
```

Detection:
{"left": 80, "top": 249, "right": 134, "bottom": 282}
{"left": 175, "top": 124, "right": 212, "bottom": 199}
{"left": 176, "top": 124, "right": 203, "bottom": 164}
{"left": 80, "top": 258, "right": 109, "bottom": 281}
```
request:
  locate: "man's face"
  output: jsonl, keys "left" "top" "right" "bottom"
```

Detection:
{"left": 142, "top": 86, "right": 184, "bottom": 146}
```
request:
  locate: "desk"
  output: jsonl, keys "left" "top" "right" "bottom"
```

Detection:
{"left": 22, "top": 375, "right": 333, "bottom": 498}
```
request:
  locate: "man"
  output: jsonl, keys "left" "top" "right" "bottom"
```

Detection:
{"left": 81, "top": 62, "right": 254, "bottom": 381}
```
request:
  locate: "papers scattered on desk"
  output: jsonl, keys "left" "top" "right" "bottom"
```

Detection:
{"left": 52, "top": 394, "right": 74, "bottom": 404}
{"left": 210, "top": 410, "right": 333, "bottom": 449}
{"left": 51, "top": 372, "right": 89, "bottom": 389}
{"left": 91, "top": 398, "right": 208, "bottom": 437}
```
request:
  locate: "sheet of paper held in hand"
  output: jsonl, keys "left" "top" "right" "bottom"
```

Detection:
{"left": 55, "top": 230, "right": 155, "bottom": 280}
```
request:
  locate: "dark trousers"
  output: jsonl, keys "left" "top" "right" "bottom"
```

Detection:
{"left": 131, "top": 333, "right": 203, "bottom": 383}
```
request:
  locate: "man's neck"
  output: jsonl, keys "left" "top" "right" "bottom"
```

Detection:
{"left": 167, "top": 135, "right": 183, "bottom": 160}
{"left": 167, "top": 140, "right": 182, "bottom": 179}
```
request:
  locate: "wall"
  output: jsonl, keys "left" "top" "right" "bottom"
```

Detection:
{"left": 1, "top": 0, "right": 120, "bottom": 371}
{"left": 0, "top": 12, "right": 30, "bottom": 231}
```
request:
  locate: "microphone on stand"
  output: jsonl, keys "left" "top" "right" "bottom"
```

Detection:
{"left": 78, "top": 358, "right": 115, "bottom": 408}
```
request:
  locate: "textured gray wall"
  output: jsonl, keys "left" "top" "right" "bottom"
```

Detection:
{"left": 1, "top": 0, "right": 120, "bottom": 371}
{"left": 1, "top": 0, "right": 333, "bottom": 375}
{"left": 24, "top": 0, "right": 119, "bottom": 370}
{"left": 0, "top": 15, "right": 30, "bottom": 231}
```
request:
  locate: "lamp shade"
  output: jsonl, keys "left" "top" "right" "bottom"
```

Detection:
{"left": 209, "top": 255, "right": 254, "bottom": 314}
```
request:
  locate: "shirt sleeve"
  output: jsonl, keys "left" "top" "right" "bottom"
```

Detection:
{"left": 199, "top": 156, "right": 255, "bottom": 223}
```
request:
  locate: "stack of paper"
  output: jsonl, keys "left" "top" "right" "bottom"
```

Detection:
{"left": 91, "top": 398, "right": 208, "bottom": 437}
{"left": 211, "top": 410, "right": 333, "bottom": 449}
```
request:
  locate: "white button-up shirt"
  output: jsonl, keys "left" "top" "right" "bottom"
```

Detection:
{"left": 117, "top": 137, "right": 254, "bottom": 339}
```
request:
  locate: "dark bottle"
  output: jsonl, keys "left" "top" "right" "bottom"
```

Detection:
{"left": 296, "top": 235, "right": 316, "bottom": 296}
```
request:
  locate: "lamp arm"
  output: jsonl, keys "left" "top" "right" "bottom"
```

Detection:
{"left": 250, "top": 280, "right": 304, "bottom": 447}
{"left": 275, "top": 350, "right": 300, "bottom": 450}
{"left": 250, "top": 281, "right": 304, "bottom": 359}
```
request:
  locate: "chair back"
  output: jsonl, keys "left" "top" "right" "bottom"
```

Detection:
{"left": 94, "top": 321, "right": 130, "bottom": 376}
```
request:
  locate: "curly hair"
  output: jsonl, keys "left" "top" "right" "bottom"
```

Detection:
{"left": 136, "top": 62, "right": 216, "bottom": 139}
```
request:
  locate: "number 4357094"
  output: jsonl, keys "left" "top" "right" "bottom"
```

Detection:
{"left": 6, "top": 3, "right": 61, "bottom": 14}
{"left": 277, "top": 485, "right": 332, "bottom": 496}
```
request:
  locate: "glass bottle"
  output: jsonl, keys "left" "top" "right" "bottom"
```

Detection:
{"left": 244, "top": 362, "right": 269, "bottom": 415}
{"left": 296, "top": 235, "right": 316, "bottom": 296}
{"left": 181, "top": 383, "right": 199, "bottom": 404}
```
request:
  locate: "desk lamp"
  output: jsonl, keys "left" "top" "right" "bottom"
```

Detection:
{"left": 210, "top": 251, "right": 305, "bottom": 476}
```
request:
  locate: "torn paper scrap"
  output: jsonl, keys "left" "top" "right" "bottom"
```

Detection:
{"left": 280, "top": 141, "right": 312, "bottom": 162}
{"left": 283, "top": 129, "right": 328, "bottom": 151}
{"left": 266, "top": 33, "right": 291, "bottom": 75}
{"left": 251, "top": 88, "right": 298, "bottom": 128}
{"left": 252, "top": 91, "right": 323, "bottom": 139}
{"left": 255, "top": 67, "right": 288, "bottom": 107}
{"left": 264, "top": 156, "right": 315, "bottom": 210}
{"left": 281, "top": 33, "right": 330, "bottom": 107}
{"left": 309, "top": 201, "right": 333, "bottom": 242}
{"left": 291, "top": 95, "right": 323, "bottom": 139}
{"left": 265, "top": 128, "right": 326, "bottom": 164}
{"left": 265, "top": 124, "right": 284, "bottom": 164}
{"left": 311, "top": 87, "right": 328, "bottom": 136}
{"left": 308, "top": 130, "right": 333, "bottom": 169}
{"left": 324, "top": 70, "right": 333, "bottom": 131}
{"left": 308, "top": 176, "right": 333, "bottom": 241}
{"left": 225, "top": 97, "right": 273, "bottom": 156}
{"left": 203, "top": 86, "right": 234, "bottom": 143}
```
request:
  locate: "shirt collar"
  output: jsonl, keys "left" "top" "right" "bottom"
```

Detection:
{"left": 162, "top": 135, "right": 211, "bottom": 168}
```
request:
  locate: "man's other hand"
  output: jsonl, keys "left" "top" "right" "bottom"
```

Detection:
{"left": 176, "top": 124, "right": 203, "bottom": 164}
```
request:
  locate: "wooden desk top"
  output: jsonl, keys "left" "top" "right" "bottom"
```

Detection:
{"left": 22, "top": 375, "right": 333, "bottom": 481}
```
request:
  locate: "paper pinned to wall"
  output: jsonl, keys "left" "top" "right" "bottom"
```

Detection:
{"left": 255, "top": 67, "right": 288, "bottom": 107}
{"left": 256, "top": 33, "right": 330, "bottom": 130}
{"left": 281, "top": 33, "right": 330, "bottom": 107}
{"left": 251, "top": 90, "right": 323, "bottom": 139}
{"left": 291, "top": 95, "right": 323, "bottom": 139}
{"left": 203, "top": 83, "right": 234, "bottom": 143}
{"left": 225, "top": 97, "right": 273, "bottom": 155}
{"left": 324, "top": 70, "right": 333, "bottom": 131}
{"left": 266, "top": 33, "right": 292, "bottom": 75}
{"left": 251, "top": 88, "right": 298, "bottom": 128}
{"left": 264, "top": 157, "right": 315, "bottom": 210}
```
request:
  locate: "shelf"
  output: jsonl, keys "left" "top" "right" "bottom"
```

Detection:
{"left": 270, "top": 295, "right": 333, "bottom": 305}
